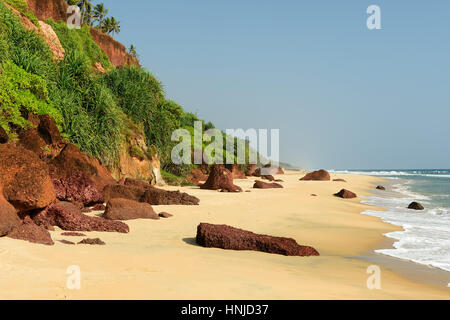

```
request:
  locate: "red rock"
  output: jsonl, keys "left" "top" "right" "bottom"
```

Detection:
{"left": 7, "top": 217, "right": 54, "bottom": 246}
{"left": 333, "top": 179, "right": 347, "bottom": 182}
{"left": 50, "top": 143, "right": 116, "bottom": 191}
{"left": 103, "top": 182, "right": 199, "bottom": 206}
{"left": 253, "top": 181, "right": 284, "bottom": 189}
{"left": 261, "top": 175, "right": 275, "bottom": 181}
{"left": 59, "top": 240, "right": 75, "bottom": 245}
{"left": 92, "top": 204, "right": 106, "bottom": 211}
{"left": 186, "top": 168, "right": 208, "bottom": 186}
{"left": 78, "top": 238, "right": 105, "bottom": 245}
{"left": 37, "top": 114, "right": 63, "bottom": 145}
{"left": 225, "top": 164, "right": 247, "bottom": 179}
{"left": 245, "top": 164, "right": 257, "bottom": 177}
{"left": 102, "top": 184, "right": 145, "bottom": 203}
{"left": 159, "top": 212, "right": 173, "bottom": 218}
{"left": 104, "top": 198, "right": 159, "bottom": 221}
{"left": 141, "top": 188, "right": 200, "bottom": 205}
{"left": 26, "top": 0, "right": 68, "bottom": 21}
{"left": 52, "top": 171, "right": 104, "bottom": 206}
{"left": 300, "top": 170, "right": 331, "bottom": 181}
{"left": 201, "top": 165, "right": 242, "bottom": 193}
{"left": 36, "top": 202, "right": 129, "bottom": 233}
{"left": 196, "top": 223, "right": 319, "bottom": 257}
{"left": 334, "top": 189, "right": 357, "bottom": 199}
{"left": 0, "top": 144, "right": 56, "bottom": 212}
{"left": 61, "top": 232, "right": 86, "bottom": 237}
{"left": 89, "top": 28, "right": 138, "bottom": 67}
{"left": 0, "top": 187, "right": 21, "bottom": 236}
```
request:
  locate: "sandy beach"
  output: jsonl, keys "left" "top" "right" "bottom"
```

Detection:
{"left": 0, "top": 171, "right": 449, "bottom": 300}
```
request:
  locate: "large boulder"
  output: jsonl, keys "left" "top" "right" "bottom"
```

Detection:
{"left": 253, "top": 181, "right": 283, "bottom": 189}
{"left": 0, "top": 144, "right": 56, "bottom": 212}
{"left": 33, "top": 202, "right": 129, "bottom": 233}
{"left": 7, "top": 217, "right": 54, "bottom": 246}
{"left": 104, "top": 198, "right": 159, "bottom": 221}
{"left": 103, "top": 179, "right": 200, "bottom": 206}
{"left": 196, "top": 223, "right": 319, "bottom": 257}
{"left": 201, "top": 165, "right": 242, "bottom": 193}
{"left": 102, "top": 184, "right": 145, "bottom": 203}
{"left": 300, "top": 170, "right": 331, "bottom": 181}
{"left": 408, "top": 202, "right": 424, "bottom": 210}
{"left": 50, "top": 143, "right": 116, "bottom": 191}
{"left": 52, "top": 171, "right": 104, "bottom": 206}
{"left": 0, "top": 187, "right": 21, "bottom": 236}
{"left": 334, "top": 189, "right": 357, "bottom": 199}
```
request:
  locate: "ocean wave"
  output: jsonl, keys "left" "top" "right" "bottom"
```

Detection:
{"left": 329, "top": 169, "right": 450, "bottom": 178}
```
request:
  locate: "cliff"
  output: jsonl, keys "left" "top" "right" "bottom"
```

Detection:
{"left": 25, "top": 0, "right": 67, "bottom": 21}
{"left": 90, "top": 28, "right": 138, "bottom": 67}
{"left": 25, "top": 0, "right": 137, "bottom": 67}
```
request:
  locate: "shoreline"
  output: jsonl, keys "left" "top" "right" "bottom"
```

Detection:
{"left": 358, "top": 176, "right": 450, "bottom": 288}
{"left": 0, "top": 171, "right": 448, "bottom": 299}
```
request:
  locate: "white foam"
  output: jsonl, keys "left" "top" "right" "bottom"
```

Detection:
{"left": 361, "top": 184, "right": 450, "bottom": 273}
{"left": 329, "top": 170, "right": 450, "bottom": 179}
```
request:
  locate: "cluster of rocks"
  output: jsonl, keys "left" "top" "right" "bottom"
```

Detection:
{"left": 0, "top": 115, "right": 186, "bottom": 246}
{"left": 196, "top": 223, "right": 319, "bottom": 257}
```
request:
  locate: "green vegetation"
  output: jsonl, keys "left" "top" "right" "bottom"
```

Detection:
{"left": 0, "top": 0, "right": 257, "bottom": 179}
{"left": 3, "top": 0, "right": 39, "bottom": 26}
{"left": 47, "top": 19, "right": 112, "bottom": 70}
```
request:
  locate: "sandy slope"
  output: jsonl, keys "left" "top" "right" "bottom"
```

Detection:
{"left": 0, "top": 171, "right": 449, "bottom": 299}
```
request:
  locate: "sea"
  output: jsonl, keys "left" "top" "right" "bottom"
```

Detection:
{"left": 330, "top": 169, "right": 450, "bottom": 276}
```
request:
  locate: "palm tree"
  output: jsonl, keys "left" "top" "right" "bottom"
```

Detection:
{"left": 107, "top": 17, "right": 121, "bottom": 37}
{"left": 128, "top": 45, "right": 137, "bottom": 58}
{"left": 93, "top": 3, "right": 108, "bottom": 26}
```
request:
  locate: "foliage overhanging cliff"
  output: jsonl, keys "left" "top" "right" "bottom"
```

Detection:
{"left": 0, "top": 0, "right": 253, "bottom": 181}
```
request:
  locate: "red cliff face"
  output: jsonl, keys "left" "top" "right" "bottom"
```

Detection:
{"left": 25, "top": 0, "right": 137, "bottom": 67}
{"left": 89, "top": 28, "right": 138, "bottom": 67}
{"left": 25, "top": 0, "right": 68, "bottom": 21}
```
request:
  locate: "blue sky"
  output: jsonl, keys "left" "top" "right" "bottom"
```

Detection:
{"left": 101, "top": 0, "right": 449, "bottom": 169}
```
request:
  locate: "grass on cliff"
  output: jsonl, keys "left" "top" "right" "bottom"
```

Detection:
{"left": 2, "top": 0, "right": 39, "bottom": 26}
{"left": 47, "top": 20, "right": 113, "bottom": 71}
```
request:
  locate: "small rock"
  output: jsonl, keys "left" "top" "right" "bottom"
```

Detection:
{"left": 408, "top": 202, "right": 424, "bottom": 210}
{"left": 333, "top": 179, "right": 347, "bottom": 182}
{"left": 59, "top": 240, "right": 75, "bottom": 245}
{"left": 92, "top": 203, "right": 106, "bottom": 211}
{"left": 78, "top": 238, "right": 105, "bottom": 245}
{"left": 159, "top": 212, "right": 173, "bottom": 218}
{"left": 376, "top": 186, "right": 386, "bottom": 191}
{"left": 334, "top": 189, "right": 357, "bottom": 199}
{"left": 61, "top": 232, "right": 86, "bottom": 237}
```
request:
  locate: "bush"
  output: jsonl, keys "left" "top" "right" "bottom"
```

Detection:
{"left": 0, "top": 60, "right": 62, "bottom": 135}
{"left": 3, "top": 0, "right": 39, "bottom": 26}
{"left": 47, "top": 20, "right": 112, "bottom": 71}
